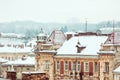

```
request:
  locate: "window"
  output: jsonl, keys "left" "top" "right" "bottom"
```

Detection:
{"left": 77, "top": 61, "right": 80, "bottom": 71}
{"left": 8, "top": 57, "right": 10, "bottom": 60}
{"left": 65, "top": 61, "right": 68, "bottom": 70}
{"left": 7, "top": 66, "right": 10, "bottom": 70}
{"left": 94, "top": 62, "right": 98, "bottom": 72}
{"left": 57, "top": 61, "right": 60, "bottom": 70}
{"left": 14, "top": 68, "right": 16, "bottom": 70}
{"left": 27, "top": 68, "right": 30, "bottom": 70}
{"left": 84, "top": 62, "right": 89, "bottom": 72}
{"left": 45, "top": 60, "right": 49, "bottom": 69}
{"left": 57, "top": 78, "right": 60, "bottom": 80}
{"left": 105, "top": 62, "right": 109, "bottom": 72}
{"left": 72, "top": 61, "right": 76, "bottom": 70}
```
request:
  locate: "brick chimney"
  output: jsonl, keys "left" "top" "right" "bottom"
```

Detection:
{"left": 76, "top": 41, "right": 86, "bottom": 53}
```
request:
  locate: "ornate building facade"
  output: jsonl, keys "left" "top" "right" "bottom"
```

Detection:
{"left": 0, "top": 30, "right": 119, "bottom": 80}
{"left": 34, "top": 31, "right": 120, "bottom": 80}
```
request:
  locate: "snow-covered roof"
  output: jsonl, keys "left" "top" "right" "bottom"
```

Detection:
{"left": 0, "top": 58, "right": 8, "bottom": 63}
{"left": 99, "top": 27, "right": 120, "bottom": 34}
{"left": 37, "top": 28, "right": 47, "bottom": 37}
{"left": 113, "top": 66, "right": 120, "bottom": 73}
{"left": 65, "top": 32, "right": 77, "bottom": 35}
{"left": 41, "top": 44, "right": 53, "bottom": 46}
{"left": 36, "top": 50, "right": 57, "bottom": 54}
{"left": 57, "top": 36, "right": 108, "bottom": 55}
{"left": 37, "top": 33, "right": 46, "bottom": 37}
{"left": 2, "top": 57, "right": 35, "bottom": 66}
{"left": 0, "top": 47, "right": 32, "bottom": 53}
{"left": 55, "top": 54, "right": 98, "bottom": 58}
{"left": 0, "top": 32, "right": 25, "bottom": 38}
{"left": 47, "top": 30, "right": 66, "bottom": 45}
{"left": 97, "top": 51, "right": 115, "bottom": 54}
{"left": 27, "top": 38, "right": 36, "bottom": 46}
{"left": 76, "top": 31, "right": 85, "bottom": 33}
{"left": 0, "top": 38, "right": 25, "bottom": 46}
{"left": 105, "top": 32, "right": 120, "bottom": 45}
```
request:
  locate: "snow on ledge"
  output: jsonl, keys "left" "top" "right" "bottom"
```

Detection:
{"left": 113, "top": 66, "right": 120, "bottom": 74}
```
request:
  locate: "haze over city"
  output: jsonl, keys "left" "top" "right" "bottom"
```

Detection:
{"left": 0, "top": 0, "right": 120, "bottom": 23}
{"left": 0, "top": 0, "right": 120, "bottom": 80}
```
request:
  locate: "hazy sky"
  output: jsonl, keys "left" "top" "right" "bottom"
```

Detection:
{"left": 0, "top": 0, "right": 120, "bottom": 23}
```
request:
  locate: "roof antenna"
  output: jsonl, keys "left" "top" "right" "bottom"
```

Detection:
{"left": 85, "top": 18, "right": 87, "bottom": 33}
{"left": 77, "top": 39, "right": 80, "bottom": 45}
{"left": 113, "top": 20, "right": 115, "bottom": 44}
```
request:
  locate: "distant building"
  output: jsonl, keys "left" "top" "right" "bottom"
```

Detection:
{"left": 1, "top": 57, "right": 35, "bottom": 80}
{"left": 0, "top": 32, "right": 25, "bottom": 38}
{"left": 97, "top": 27, "right": 120, "bottom": 35}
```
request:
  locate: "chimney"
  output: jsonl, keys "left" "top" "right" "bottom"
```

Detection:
{"left": 66, "top": 34, "right": 73, "bottom": 40}
{"left": 76, "top": 41, "right": 81, "bottom": 53}
{"left": 76, "top": 41, "right": 86, "bottom": 53}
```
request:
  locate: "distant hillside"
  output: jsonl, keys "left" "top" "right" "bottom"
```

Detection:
{"left": 0, "top": 21, "right": 120, "bottom": 37}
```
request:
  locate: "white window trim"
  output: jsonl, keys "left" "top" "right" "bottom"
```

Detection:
{"left": 84, "top": 62, "right": 89, "bottom": 72}
{"left": 64, "top": 61, "right": 68, "bottom": 71}
{"left": 77, "top": 61, "right": 81, "bottom": 72}
{"left": 56, "top": 61, "right": 60, "bottom": 70}
{"left": 45, "top": 60, "right": 49, "bottom": 70}
{"left": 94, "top": 62, "right": 98, "bottom": 72}
{"left": 104, "top": 62, "right": 109, "bottom": 72}
{"left": 72, "top": 61, "right": 76, "bottom": 71}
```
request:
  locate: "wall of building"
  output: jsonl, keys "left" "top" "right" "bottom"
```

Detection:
{"left": 0, "top": 53, "right": 28, "bottom": 61}
{"left": 35, "top": 52, "right": 55, "bottom": 80}
{"left": 1, "top": 65, "right": 35, "bottom": 79}
{"left": 54, "top": 57, "right": 99, "bottom": 80}
{"left": 114, "top": 74, "right": 120, "bottom": 80}
{"left": 99, "top": 54, "right": 114, "bottom": 80}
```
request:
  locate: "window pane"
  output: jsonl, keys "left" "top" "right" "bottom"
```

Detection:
{"left": 94, "top": 62, "right": 98, "bottom": 72}
{"left": 78, "top": 61, "right": 80, "bottom": 71}
{"left": 84, "top": 62, "right": 89, "bottom": 72}
{"left": 105, "top": 62, "right": 109, "bottom": 72}
{"left": 45, "top": 60, "right": 49, "bottom": 69}
{"left": 65, "top": 61, "right": 68, "bottom": 70}
{"left": 73, "top": 62, "right": 76, "bottom": 70}
{"left": 57, "top": 61, "right": 60, "bottom": 70}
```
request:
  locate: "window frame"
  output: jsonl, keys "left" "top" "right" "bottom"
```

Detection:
{"left": 84, "top": 62, "right": 89, "bottom": 72}
{"left": 45, "top": 60, "right": 49, "bottom": 70}
{"left": 72, "top": 61, "right": 76, "bottom": 71}
{"left": 105, "top": 62, "right": 109, "bottom": 72}
{"left": 77, "top": 61, "right": 80, "bottom": 71}
{"left": 65, "top": 61, "right": 68, "bottom": 71}
{"left": 56, "top": 61, "right": 60, "bottom": 70}
{"left": 94, "top": 62, "right": 98, "bottom": 72}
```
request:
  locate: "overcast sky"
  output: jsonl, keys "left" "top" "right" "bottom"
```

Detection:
{"left": 0, "top": 0, "right": 120, "bottom": 23}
